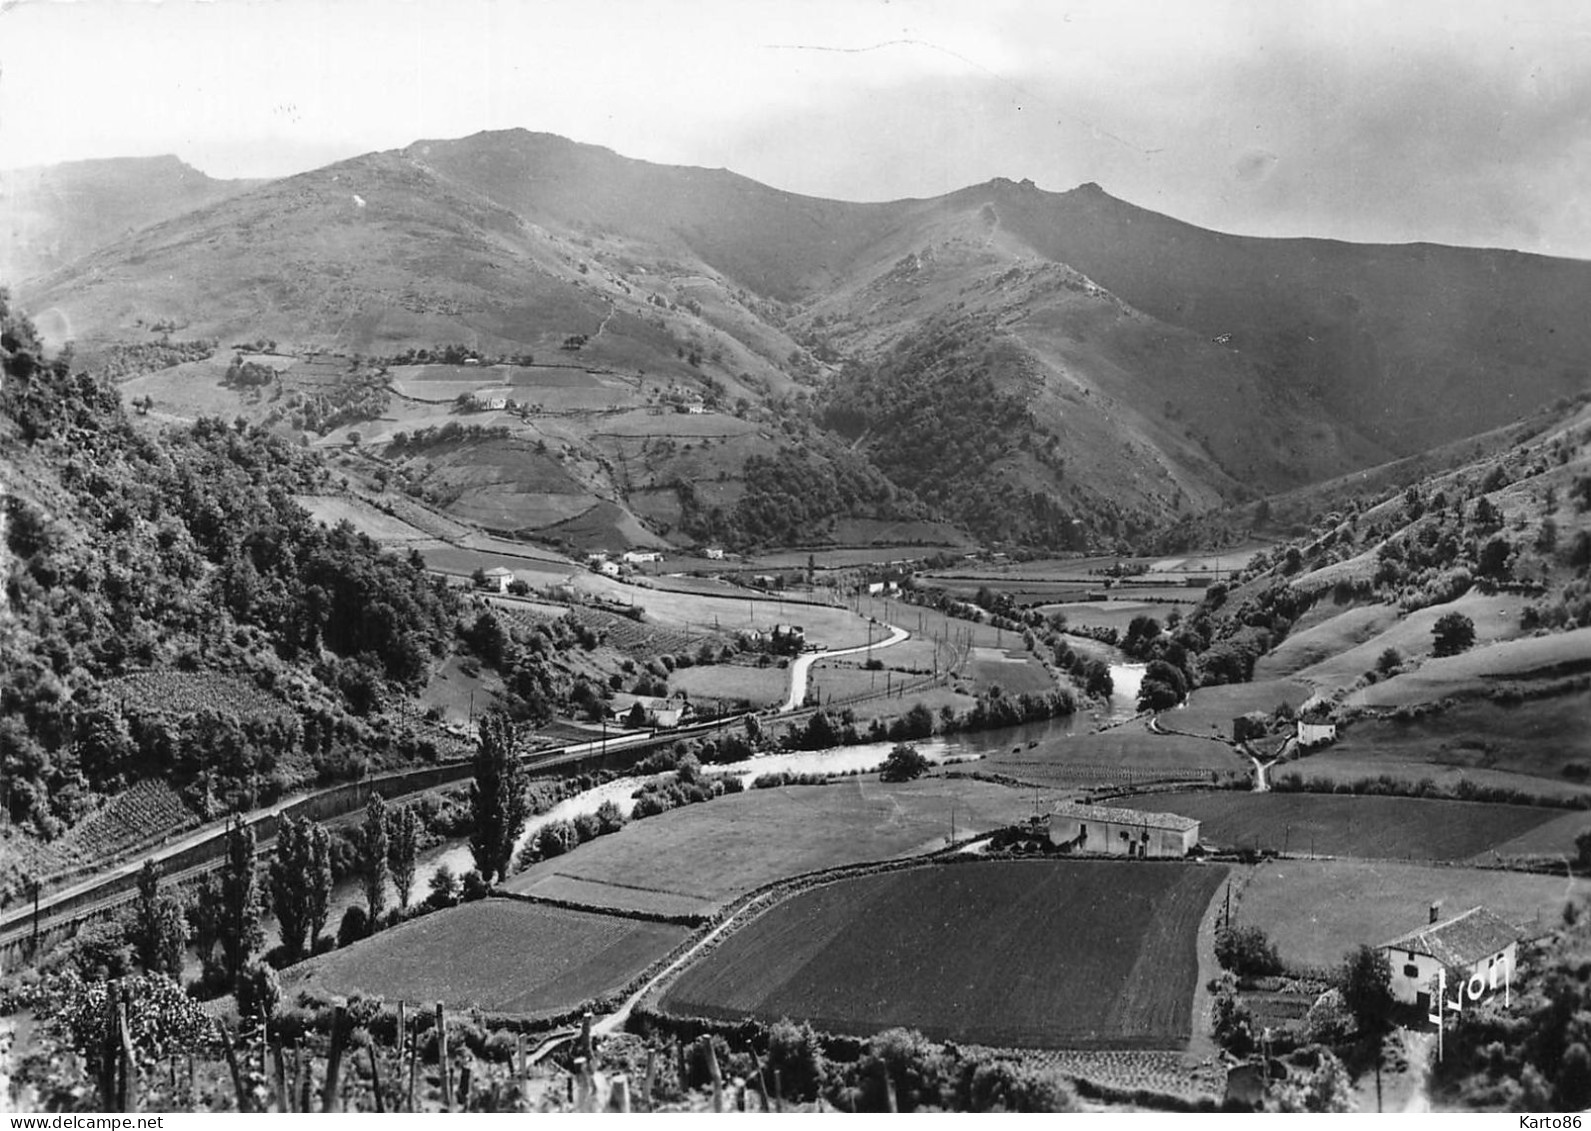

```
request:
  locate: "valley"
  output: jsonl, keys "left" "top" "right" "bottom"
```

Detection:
{"left": 3, "top": 125, "right": 1591, "bottom": 1116}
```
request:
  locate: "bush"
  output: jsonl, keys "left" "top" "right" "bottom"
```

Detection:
{"left": 483, "top": 1030, "right": 518, "bottom": 1064}
{"left": 236, "top": 962, "right": 283, "bottom": 1021}
{"left": 1216, "top": 925, "right": 1283, "bottom": 978}
{"left": 338, "top": 906, "right": 370, "bottom": 947}
{"left": 880, "top": 744, "right": 930, "bottom": 783}
{"left": 426, "top": 864, "right": 459, "bottom": 910}
{"left": 460, "top": 869, "right": 490, "bottom": 901}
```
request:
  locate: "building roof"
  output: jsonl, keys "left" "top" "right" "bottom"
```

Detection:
{"left": 1379, "top": 906, "right": 1520, "bottom": 966}
{"left": 483, "top": 567, "right": 514, "bottom": 578}
{"left": 1048, "top": 801, "right": 1200, "bottom": 833}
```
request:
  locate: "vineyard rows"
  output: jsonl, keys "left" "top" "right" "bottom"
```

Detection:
{"left": 102, "top": 670, "right": 288, "bottom": 719}
{"left": 31, "top": 780, "right": 198, "bottom": 878}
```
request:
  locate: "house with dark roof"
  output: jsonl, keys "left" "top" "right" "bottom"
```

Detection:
{"left": 1044, "top": 801, "right": 1200, "bottom": 858}
{"left": 1377, "top": 903, "right": 1520, "bottom": 1010}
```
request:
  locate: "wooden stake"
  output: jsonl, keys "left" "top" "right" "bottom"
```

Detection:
{"left": 749, "top": 1047, "right": 771, "bottom": 1112}
{"left": 773, "top": 1068, "right": 784, "bottom": 1114}
{"left": 457, "top": 1056, "right": 473, "bottom": 1111}
{"left": 322, "top": 1004, "right": 348, "bottom": 1113}
{"left": 406, "top": 1025, "right": 419, "bottom": 1112}
{"left": 707, "top": 1039, "right": 723, "bottom": 1113}
{"left": 101, "top": 981, "right": 120, "bottom": 1110}
{"left": 641, "top": 1050, "right": 656, "bottom": 1113}
{"left": 219, "top": 1027, "right": 249, "bottom": 1113}
{"left": 610, "top": 1075, "right": 631, "bottom": 1113}
{"left": 884, "top": 1065, "right": 898, "bottom": 1113}
{"left": 675, "top": 1039, "right": 688, "bottom": 1093}
{"left": 436, "top": 1002, "right": 452, "bottom": 1111}
{"left": 116, "top": 998, "right": 136, "bottom": 1112}
{"left": 296, "top": 1043, "right": 310, "bottom": 1114}
{"left": 368, "top": 1043, "right": 386, "bottom": 1113}
{"left": 272, "top": 1043, "right": 290, "bottom": 1112}
{"left": 516, "top": 1032, "right": 526, "bottom": 1081}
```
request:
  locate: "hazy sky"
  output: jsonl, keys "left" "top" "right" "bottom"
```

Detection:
{"left": 5, "top": 0, "right": 1591, "bottom": 257}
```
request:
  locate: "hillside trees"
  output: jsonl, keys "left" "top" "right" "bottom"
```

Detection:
{"left": 469, "top": 714, "right": 531, "bottom": 885}
{"left": 0, "top": 291, "right": 461, "bottom": 834}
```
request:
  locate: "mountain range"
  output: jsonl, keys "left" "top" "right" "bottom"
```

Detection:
{"left": 12, "top": 129, "right": 1591, "bottom": 550}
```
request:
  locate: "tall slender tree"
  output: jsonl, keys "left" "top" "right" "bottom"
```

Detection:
{"left": 469, "top": 713, "right": 531, "bottom": 885}
{"left": 358, "top": 793, "right": 390, "bottom": 925}
{"left": 268, "top": 816, "right": 314, "bottom": 961}
{"left": 388, "top": 804, "right": 421, "bottom": 913}
{"left": 130, "top": 859, "right": 189, "bottom": 977}
{"left": 217, "top": 817, "right": 264, "bottom": 989}
{"left": 307, "top": 821, "right": 333, "bottom": 950}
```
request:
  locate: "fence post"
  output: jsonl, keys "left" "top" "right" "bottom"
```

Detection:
{"left": 436, "top": 1002, "right": 452, "bottom": 1111}
{"left": 322, "top": 1004, "right": 348, "bottom": 1113}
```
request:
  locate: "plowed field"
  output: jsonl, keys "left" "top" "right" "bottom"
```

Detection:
{"left": 658, "top": 859, "right": 1226, "bottom": 1049}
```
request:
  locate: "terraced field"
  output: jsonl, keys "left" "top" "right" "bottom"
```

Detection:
{"left": 977, "top": 721, "right": 1243, "bottom": 788}
{"left": 658, "top": 859, "right": 1226, "bottom": 1049}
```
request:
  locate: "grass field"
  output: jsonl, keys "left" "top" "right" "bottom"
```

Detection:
{"left": 1252, "top": 604, "right": 1402, "bottom": 680}
{"left": 1234, "top": 859, "right": 1588, "bottom": 970}
{"left": 1346, "top": 626, "right": 1591, "bottom": 709}
{"left": 1294, "top": 592, "right": 1534, "bottom": 693}
{"left": 977, "top": 721, "right": 1243, "bottom": 788}
{"left": 291, "top": 898, "right": 690, "bottom": 1017}
{"left": 1160, "top": 679, "right": 1313, "bottom": 736}
{"left": 657, "top": 859, "right": 1227, "bottom": 1049}
{"left": 568, "top": 579, "right": 881, "bottom": 649}
{"left": 1285, "top": 691, "right": 1591, "bottom": 798}
{"left": 968, "top": 646, "right": 1058, "bottom": 695}
{"left": 1117, "top": 791, "right": 1564, "bottom": 861}
{"left": 503, "top": 777, "right": 1048, "bottom": 917}
{"left": 667, "top": 663, "right": 789, "bottom": 707}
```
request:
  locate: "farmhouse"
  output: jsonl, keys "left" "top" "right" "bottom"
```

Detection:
{"left": 594, "top": 560, "right": 622, "bottom": 578}
{"left": 478, "top": 566, "right": 514, "bottom": 593}
{"left": 1297, "top": 720, "right": 1338, "bottom": 748}
{"left": 610, "top": 693, "right": 691, "bottom": 728}
{"left": 622, "top": 550, "right": 663, "bottom": 564}
{"left": 704, "top": 547, "right": 725, "bottom": 560}
{"left": 471, "top": 390, "right": 508, "bottom": 410}
{"left": 1044, "top": 802, "right": 1200, "bottom": 858}
{"left": 1378, "top": 904, "right": 1520, "bottom": 1011}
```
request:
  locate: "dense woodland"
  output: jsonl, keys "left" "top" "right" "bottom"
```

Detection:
{"left": 821, "top": 318, "right": 1090, "bottom": 549}
{"left": 1, "top": 292, "right": 459, "bottom": 839}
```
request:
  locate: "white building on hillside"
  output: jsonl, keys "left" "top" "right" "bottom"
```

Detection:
{"left": 1297, "top": 720, "right": 1338, "bottom": 748}
{"left": 1378, "top": 904, "right": 1520, "bottom": 1012}
{"left": 479, "top": 566, "right": 514, "bottom": 593}
{"left": 1044, "top": 802, "right": 1200, "bottom": 858}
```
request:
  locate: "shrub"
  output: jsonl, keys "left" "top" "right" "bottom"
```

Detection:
{"left": 236, "top": 962, "right": 282, "bottom": 1021}
{"left": 426, "top": 864, "right": 459, "bottom": 910}
{"left": 764, "top": 1018, "right": 827, "bottom": 1102}
{"left": 460, "top": 869, "right": 490, "bottom": 901}
{"left": 880, "top": 744, "right": 930, "bottom": 783}
{"left": 337, "top": 906, "right": 370, "bottom": 948}
{"left": 1216, "top": 925, "right": 1282, "bottom": 977}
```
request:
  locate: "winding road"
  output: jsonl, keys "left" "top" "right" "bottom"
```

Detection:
{"left": 777, "top": 622, "right": 911, "bottom": 713}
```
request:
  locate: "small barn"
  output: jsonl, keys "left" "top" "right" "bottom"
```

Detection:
{"left": 479, "top": 566, "right": 514, "bottom": 593}
{"left": 1378, "top": 904, "right": 1520, "bottom": 1011}
{"left": 1044, "top": 802, "right": 1200, "bottom": 858}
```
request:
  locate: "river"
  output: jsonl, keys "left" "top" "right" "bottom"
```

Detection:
{"left": 298, "top": 660, "right": 1146, "bottom": 932}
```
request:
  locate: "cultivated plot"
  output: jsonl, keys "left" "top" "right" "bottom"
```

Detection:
{"left": 658, "top": 859, "right": 1227, "bottom": 1049}
{"left": 504, "top": 778, "right": 1048, "bottom": 917}
{"left": 291, "top": 898, "right": 690, "bottom": 1018}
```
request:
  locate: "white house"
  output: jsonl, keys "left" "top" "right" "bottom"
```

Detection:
{"left": 595, "top": 560, "right": 621, "bottom": 579}
{"left": 622, "top": 550, "right": 663, "bottom": 564}
{"left": 1378, "top": 904, "right": 1520, "bottom": 1012}
{"left": 704, "top": 547, "right": 725, "bottom": 560}
{"left": 1044, "top": 802, "right": 1200, "bottom": 858}
{"left": 479, "top": 566, "right": 514, "bottom": 593}
{"left": 472, "top": 390, "right": 508, "bottom": 410}
{"left": 610, "top": 694, "right": 690, "bottom": 729}
{"left": 1297, "top": 720, "right": 1338, "bottom": 748}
